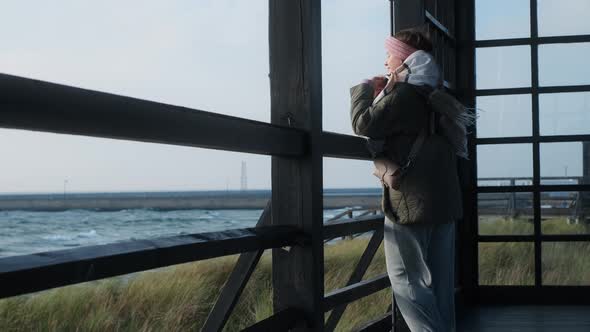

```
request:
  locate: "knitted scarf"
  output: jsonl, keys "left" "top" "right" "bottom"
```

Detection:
{"left": 374, "top": 50, "right": 476, "bottom": 159}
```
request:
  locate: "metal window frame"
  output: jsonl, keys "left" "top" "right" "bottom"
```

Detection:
{"left": 471, "top": 0, "right": 590, "bottom": 300}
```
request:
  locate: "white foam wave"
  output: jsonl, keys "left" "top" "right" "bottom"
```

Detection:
{"left": 42, "top": 229, "right": 98, "bottom": 241}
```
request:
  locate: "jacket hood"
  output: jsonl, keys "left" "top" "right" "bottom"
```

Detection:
{"left": 395, "top": 50, "right": 441, "bottom": 88}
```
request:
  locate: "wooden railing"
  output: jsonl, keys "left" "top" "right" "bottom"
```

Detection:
{"left": 324, "top": 207, "right": 379, "bottom": 242}
{"left": 0, "top": 65, "right": 387, "bottom": 332}
{"left": 0, "top": 0, "right": 477, "bottom": 330}
{"left": 478, "top": 177, "right": 590, "bottom": 221}
{"left": 0, "top": 0, "right": 393, "bottom": 327}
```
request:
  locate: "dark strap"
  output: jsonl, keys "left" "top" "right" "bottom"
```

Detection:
{"left": 366, "top": 86, "right": 435, "bottom": 168}
{"left": 399, "top": 126, "right": 427, "bottom": 172}
{"left": 400, "top": 108, "right": 434, "bottom": 173}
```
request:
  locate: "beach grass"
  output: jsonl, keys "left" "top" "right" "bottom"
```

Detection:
{"left": 1, "top": 218, "right": 589, "bottom": 331}
{"left": 0, "top": 236, "right": 389, "bottom": 332}
{"left": 478, "top": 216, "right": 590, "bottom": 285}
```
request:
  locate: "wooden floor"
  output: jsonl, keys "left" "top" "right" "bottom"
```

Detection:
{"left": 457, "top": 305, "right": 590, "bottom": 332}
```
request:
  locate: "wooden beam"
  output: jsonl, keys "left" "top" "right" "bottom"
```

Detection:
{"left": 241, "top": 307, "right": 307, "bottom": 331}
{"left": 474, "top": 34, "right": 590, "bottom": 48}
{"left": 323, "top": 216, "right": 384, "bottom": 242}
{"left": 455, "top": 0, "right": 477, "bottom": 306}
{"left": 323, "top": 274, "right": 391, "bottom": 312}
{"left": 202, "top": 201, "right": 271, "bottom": 332}
{"left": 269, "top": 0, "right": 325, "bottom": 330}
{"left": 476, "top": 286, "right": 590, "bottom": 305}
{"left": 476, "top": 84, "right": 590, "bottom": 96}
{"left": 478, "top": 234, "right": 590, "bottom": 242}
{"left": 352, "top": 311, "right": 393, "bottom": 332}
{"left": 0, "top": 73, "right": 306, "bottom": 157}
{"left": 325, "top": 229, "right": 385, "bottom": 332}
{"left": 0, "top": 224, "right": 302, "bottom": 299}
{"left": 321, "top": 131, "right": 372, "bottom": 160}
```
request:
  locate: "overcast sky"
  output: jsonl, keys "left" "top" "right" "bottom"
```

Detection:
{"left": 0, "top": 0, "right": 589, "bottom": 193}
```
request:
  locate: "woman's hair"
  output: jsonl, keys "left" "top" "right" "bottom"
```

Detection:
{"left": 394, "top": 28, "right": 433, "bottom": 53}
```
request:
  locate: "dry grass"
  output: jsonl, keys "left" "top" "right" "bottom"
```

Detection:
{"left": 478, "top": 217, "right": 590, "bottom": 286}
{"left": 1, "top": 219, "right": 589, "bottom": 331}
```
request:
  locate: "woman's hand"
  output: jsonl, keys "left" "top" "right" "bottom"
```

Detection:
{"left": 362, "top": 76, "right": 388, "bottom": 98}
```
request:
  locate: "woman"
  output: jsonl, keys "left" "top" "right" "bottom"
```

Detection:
{"left": 350, "top": 28, "right": 469, "bottom": 332}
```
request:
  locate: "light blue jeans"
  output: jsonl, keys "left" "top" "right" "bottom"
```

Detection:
{"left": 384, "top": 217, "right": 456, "bottom": 332}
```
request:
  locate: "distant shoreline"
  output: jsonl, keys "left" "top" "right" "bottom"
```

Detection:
{"left": 0, "top": 188, "right": 381, "bottom": 211}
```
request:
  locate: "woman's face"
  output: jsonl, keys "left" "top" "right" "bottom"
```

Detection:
{"left": 385, "top": 52, "right": 403, "bottom": 75}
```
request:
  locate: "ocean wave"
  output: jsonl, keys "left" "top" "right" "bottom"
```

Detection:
{"left": 78, "top": 230, "right": 98, "bottom": 238}
{"left": 42, "top": 229, "right": 98, "bottom": 241}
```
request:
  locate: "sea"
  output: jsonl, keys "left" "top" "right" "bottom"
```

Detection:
{"left": 0, "top": 188, "right": 381, "bottom": 258}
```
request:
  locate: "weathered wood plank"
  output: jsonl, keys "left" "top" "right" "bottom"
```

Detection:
{"left": 325, "top": 208, "right": 373, "bottom": 224}
{"left": 201, "top": 201, "right": 271, "bottom": 332}
{"left": 476, "top": 286, "right": 590, "bottom": 305}
{"left": 0, "top": 224, "right": 301, "bottom": 299}
{"left": 269, "top": 0, "right": 325, "bottom": 330}
{"left": 0, "top": 73, "right": 305, "bottom": 157}
{"left": 323, "top": 216, "right": 384, "bottom": 242}
{"left": 241, "top": 307, "right": 307, "bottom": 332}
{"left": 321, "top": 131, "right": 372, "bottom": 160}
{"left": 325, "top": 229, "right": 385, "bottom": 332}
{"left": 475, "top": 34, "right": 590, "bottom": 48}
{"left": 455, "top": 0, "right": 477, "bottom": 308}
{"left": 458, "top": 305, "right": 590, "bottom": 331}
{"left": 323, "top": 274, "right": 391, "bottom": 312}
{"left": 352, "top": 311, "right": 393, "bottom": 332}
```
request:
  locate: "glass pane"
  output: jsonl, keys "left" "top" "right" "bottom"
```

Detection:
{"left": 479, "top": 242, "right": 535, "bottom": 285}
{"left": 539, "top": 43, "right": 590, "bottom": 87}
{"left": 479, "top": 193, "right": 534, "bottom": 235}
{"left": 476, "top": 46, "right": 531, "bottom": 89}
{"left": 322, "top": 0, "right": 389, "bottom": 135}
{"left": 476, "top": 95, "right": 532, "bottom": 138}
{"left": 477, "top": 144, "right": 533, "bottom": 186}
{"left": 540, "top": 92, "right": 590, "bottom": 136}
{"left": 543, "top": 242, "right": 590, "bottom": 285}
{"left": 476, "top": 0, "right": 530, "bottom": 40}
{"left": 538, "top": 0, "right": 590, "bottom": 37}
{"left": 0, "top": 1, "right": 270, "bottom": 122}
{"left": 542, "top": 191, "right": 590, "bottom": 234}
{"left": 0, "top": 129, "right": 270, "bottom": 257}
{"left": 540, "top": 142, "right": 588, "bottom": 185}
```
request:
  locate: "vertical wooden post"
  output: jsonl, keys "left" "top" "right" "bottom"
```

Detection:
{"left": 269, "top": 0, "right": 324, "bottom": 330}
{"left": 455, "top": 0, "right": 477, "bottom": 306}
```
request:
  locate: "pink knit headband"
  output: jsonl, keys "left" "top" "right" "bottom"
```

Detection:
{"left": 385, "top": 36, "right": 417, "bottom": 61}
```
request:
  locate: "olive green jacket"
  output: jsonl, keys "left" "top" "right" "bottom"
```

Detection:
{"left": 350, "top": 82, "right": 463, "bottom": 224}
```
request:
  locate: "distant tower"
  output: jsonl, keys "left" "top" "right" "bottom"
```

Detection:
{"left": 241, "top": 161, "right": 248, "bottom": 191}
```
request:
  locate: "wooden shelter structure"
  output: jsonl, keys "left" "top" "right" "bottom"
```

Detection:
{"left": 1, "top": 0, "right": 589, "bottom": 330}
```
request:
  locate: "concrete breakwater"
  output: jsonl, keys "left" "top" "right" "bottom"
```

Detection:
{"left": 0, "top": 190, "right": 381, "bottom": 211}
